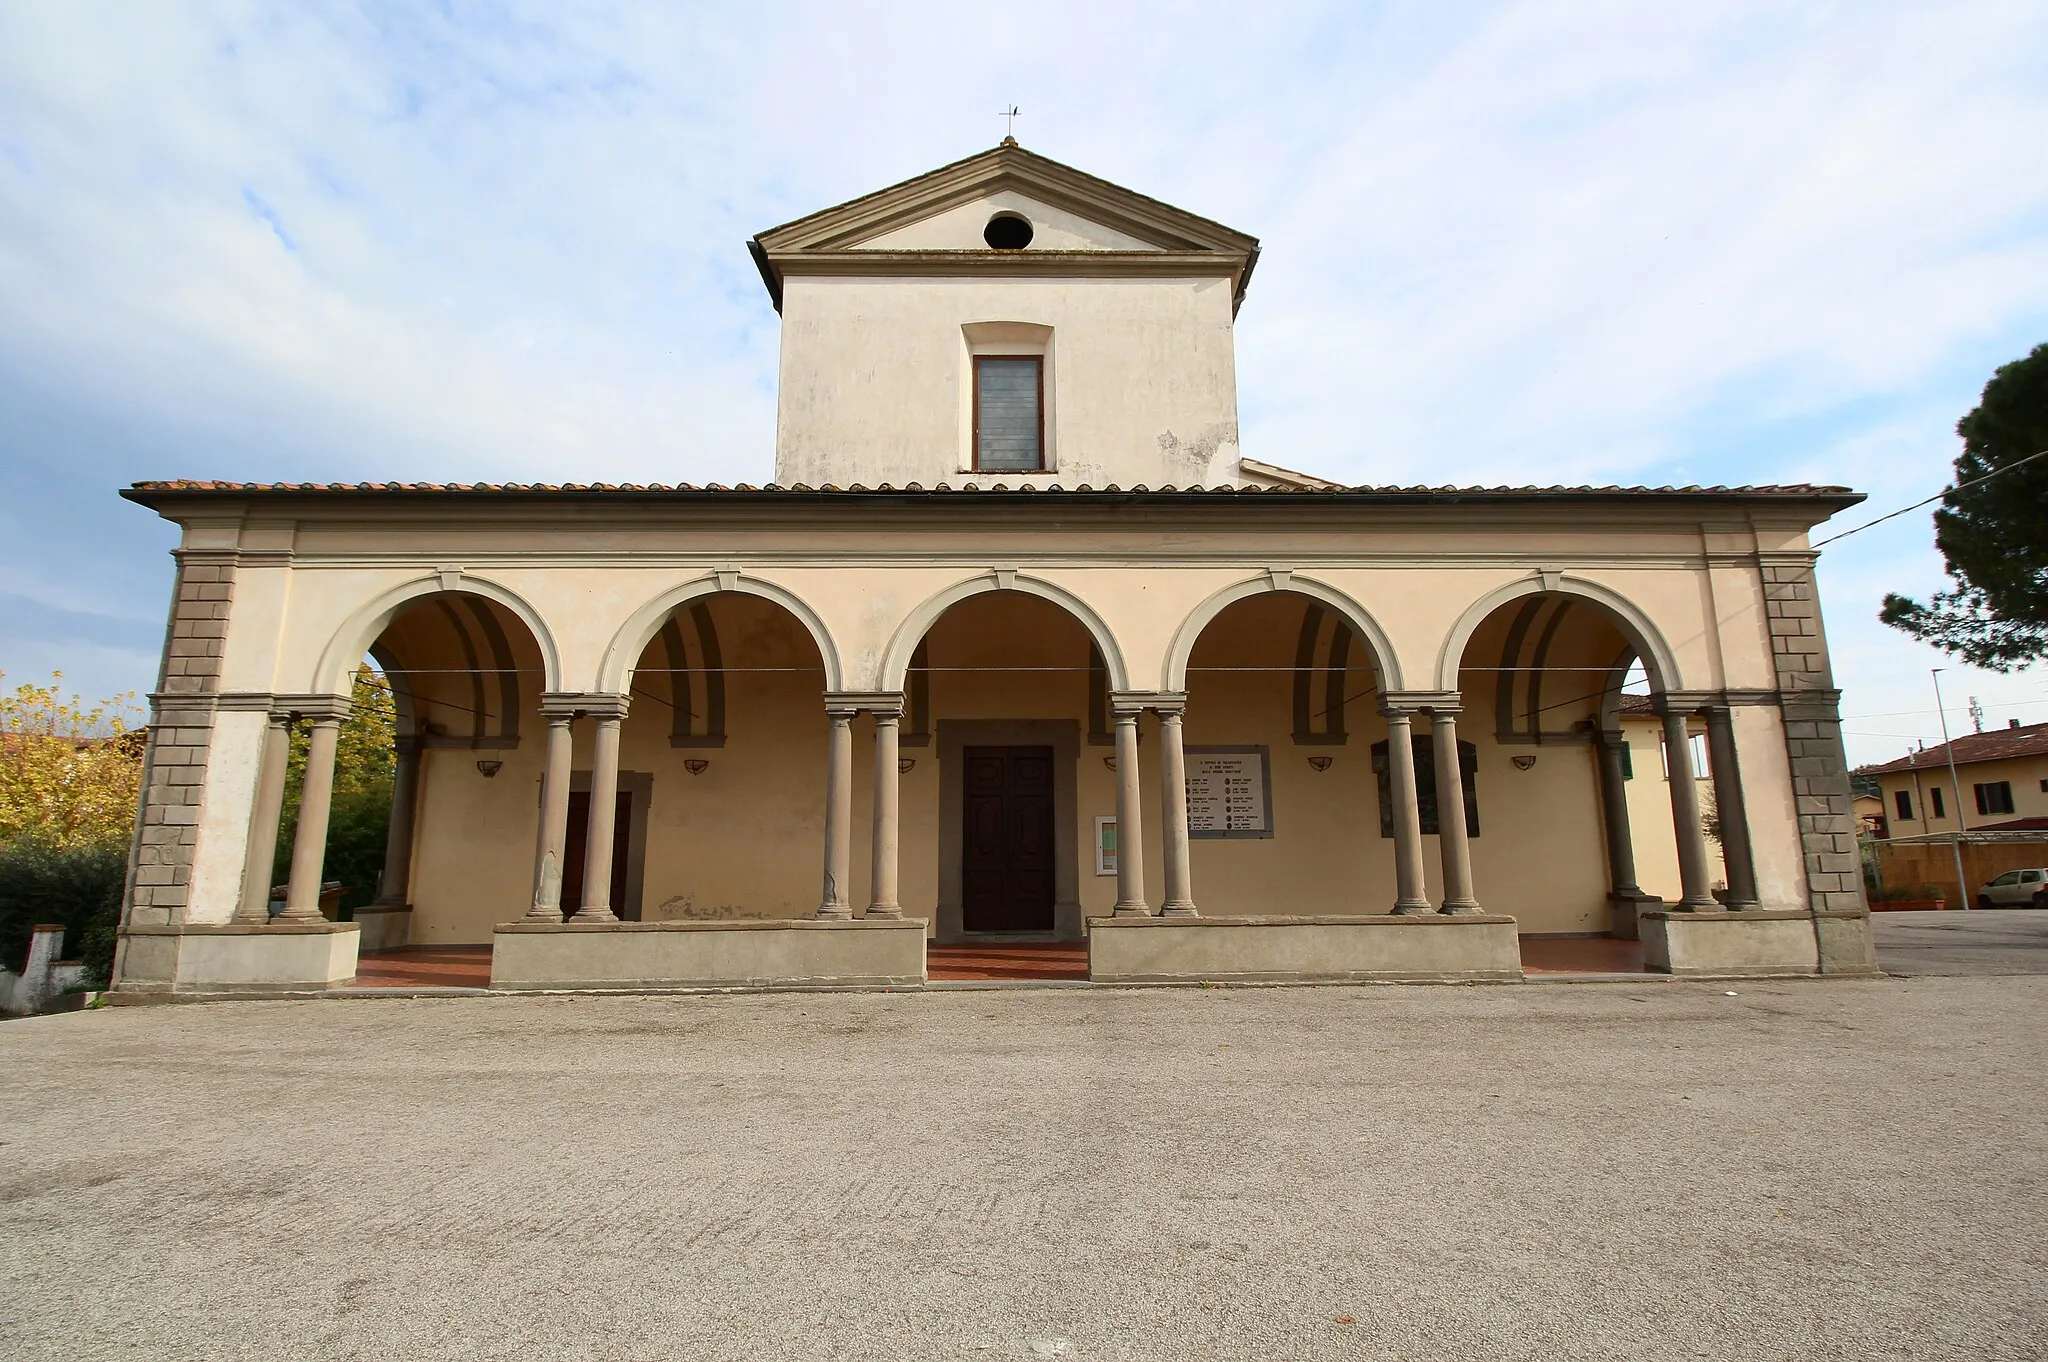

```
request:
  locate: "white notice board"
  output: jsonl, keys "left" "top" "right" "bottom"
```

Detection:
{"left": 1185, "top": 746, "right": 1273, "bottom": 839}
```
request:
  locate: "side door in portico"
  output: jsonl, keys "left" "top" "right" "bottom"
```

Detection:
{"left": 962, "top": 745, "right": 1056, "bottom": 932}
{"left": 561, "top": 790, "right": 633, "bottom": 919}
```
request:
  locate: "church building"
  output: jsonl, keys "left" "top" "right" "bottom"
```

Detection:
{"left": 111, "top": 141, "right": 1877, "bottom": 994}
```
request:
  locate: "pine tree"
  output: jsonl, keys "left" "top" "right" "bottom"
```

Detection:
{"left": 1880, "top": 342, "right": 2048, "bottom": 669}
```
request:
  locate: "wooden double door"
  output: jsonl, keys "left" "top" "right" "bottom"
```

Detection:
{"left": 962, "top": 745, "right": 1056, "bottom": 933}
{"left": 561, "top": 789, "right": 633, "bottom": 920}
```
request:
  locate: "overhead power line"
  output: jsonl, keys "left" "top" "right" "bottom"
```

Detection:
{"left": 1812, "top": 447, "right": 2048, "bottom": 549}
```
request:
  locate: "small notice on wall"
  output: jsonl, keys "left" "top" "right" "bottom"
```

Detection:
{"left": 1186, "top": 746, "right": 1273, "bottom": 839}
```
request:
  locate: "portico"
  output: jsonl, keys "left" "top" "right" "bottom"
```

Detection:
{"left": 108, "top": 141, "right": 1878, "bottom": 994}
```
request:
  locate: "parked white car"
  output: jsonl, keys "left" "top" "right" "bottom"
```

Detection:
{"left": 1977, "top": 868, "right": 2048, "bottom": 909}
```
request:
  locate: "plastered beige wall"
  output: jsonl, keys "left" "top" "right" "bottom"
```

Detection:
{"left": 775, "top": 276, "right": 1241, "bottom": 489}
{"left": 858, "top": 191, "right": 1162, "bottom": 252}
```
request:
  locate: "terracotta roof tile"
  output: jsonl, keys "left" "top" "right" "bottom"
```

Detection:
{"left": 124, "top": 479, "right": 1859, "bottom": 499}
{"left": 1858, "top": 722, "right": 2048, "bottom": 776}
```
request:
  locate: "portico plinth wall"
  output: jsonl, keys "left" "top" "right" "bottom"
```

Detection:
{"left": 109, "top": 484, "right": 1876, "bottom": 988}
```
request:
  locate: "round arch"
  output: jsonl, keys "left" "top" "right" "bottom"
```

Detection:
{"left": 1433, "top": 574, "right": 1685, "bottom": 694}
{"left": 877, "top": 572, "right": 1131, "bottom": 693}
{"left": 312, "top": 574, "right": 563, "bottom": 697}
{"left": 1163, "top": 574, "right": 1404, "bottom": 693}
{"left": 598, "top": 574, "right": 844, "bottom": 694}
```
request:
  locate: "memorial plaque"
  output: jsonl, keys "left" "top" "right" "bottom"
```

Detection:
{"left": 1185, "top": 746, "right": 1273, "bottom": 839}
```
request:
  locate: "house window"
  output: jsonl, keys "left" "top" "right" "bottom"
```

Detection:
{"left": 974, "top": 356, "right": 1043, "bottom": 471}
{"left": 1660, "top": 731, "right": 1711, "bottom": 780}
{"left": 1974, "top": 781, "right": 2015, "bottom": 816}
{"left": 1930, "top": 786, "right": 1946, "bottom": 819}
{"left": 1895, "top": 789, "right": 1913, "bottom": 821}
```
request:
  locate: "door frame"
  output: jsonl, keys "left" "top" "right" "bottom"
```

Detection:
{"left": 936, "top": 719, "right": 1081, "bottom": 943}
{"left": 567, "top": 769, "right": 653, "bottom": 920}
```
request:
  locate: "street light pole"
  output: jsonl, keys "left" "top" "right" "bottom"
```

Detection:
{"left": 1931, "top": 668, "right": 1972, "bottom": 909}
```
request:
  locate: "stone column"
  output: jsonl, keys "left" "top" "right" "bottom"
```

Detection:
{"left": 818, "top": 703, "right": 856, "bottom": 919}
{"left": 1594, "top": 728, "right": 1642, "bottom": 898}
{"left": 235, "top": 713, "right": 293, "bottom": 922}
{"left": 572, "top": 702, "right": 627, "bottom": 923}
{"left": 1382, "top": 705, "right": 1431, "bottom": 914}
{"left": 1430, "top": 706, "right": 1482, "bottom": 914}
{"left": 1704, "top": 703, "right": 1759, "bottom": 910}
{"left": 1661, "top": 708, "right": 1720, "bottom": 911}
{"left": 867, "top": 705, "right": 903, "bottom": 919}
{"left": 280, "top": 713, "right": 343, "bottom": 922}
{"left": 528, "top": 710, "right": 575, "bottom": 921}
{"left": 1156, "top": 703, "right": 1197, "bottom": 917}
{"left": 1111, "top": 703, "right": 1149, "bottom": 916}
{"left": 369, "top": 733, "right": 424, "bottom": 909}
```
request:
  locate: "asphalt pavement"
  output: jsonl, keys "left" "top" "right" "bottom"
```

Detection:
{"left": 3, "top": 974, "right": 2044, "bottom": 1360}
{"left": 1872, "top": 906, "right": 2048, "bottom": 975}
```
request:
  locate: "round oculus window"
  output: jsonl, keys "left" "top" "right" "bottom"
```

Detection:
{"left": 983, "top": 213, "right": 1033, "bottom": 250}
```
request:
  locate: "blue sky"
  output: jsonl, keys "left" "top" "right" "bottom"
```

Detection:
{"left": 1, "top": 0, "right": 2044, "bottom": 764}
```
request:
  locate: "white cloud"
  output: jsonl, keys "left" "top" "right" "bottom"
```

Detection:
{"left": 0, "top": 0, "right": 2043, "bottom": 756}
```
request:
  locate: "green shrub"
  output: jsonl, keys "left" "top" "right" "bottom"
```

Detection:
{"left": 0, "top": 838, "right": 126, "bottom": 986}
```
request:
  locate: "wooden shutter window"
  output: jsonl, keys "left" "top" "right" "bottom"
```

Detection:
{"left": 974, "top": 356, "right": 1043, "bottom": 471}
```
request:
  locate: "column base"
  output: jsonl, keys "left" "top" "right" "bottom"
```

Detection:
{"left": 1159, "top": 901, "right": 1199, "bottom": 918}
{"left": 1390, "top": 899, "right": 1434, "bottom": 916}
{"left": 1669, "top": 895, "right": 1724, "bottom": 913}
{"left": 1606, "top": 890, "right": 1662, "bottom": 940}
{"left": 569, "top": 906, "right": 621, "bottom": 924}
{"left": 815, "top": 905, "right": 854, "bottom": 921}
{"left": 1112, "top": 902, "right": 1153, "bottom": 918}
{"left": 864, "top": 905, "right": 904, "bottom": 920}
{"left": 352, "top": 903, "right": 412, "bottom": 951}
{"left": 1438, "top": 899, "right": 1485, "bottom": 915}
{"left": 522, "top": 906, "right": 565, "bottom": 924}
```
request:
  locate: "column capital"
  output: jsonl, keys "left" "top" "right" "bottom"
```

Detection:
{"left": 825, "top": 690, "right": 905, "bottom": 717}
{"left": 1380, "top": 690, "right": 1460, "bottom": 717}
{"left": 1109, "top": 689, "right": 1182, "bottom": 717}
{"left": 539, "top": 691, "right": 630, "bottom": 720}
{"left": 1651, "top": 690, "right": 1718, "bottom": 717}
{"left": 269, "top": 692, "right": 351, "bottom": 722}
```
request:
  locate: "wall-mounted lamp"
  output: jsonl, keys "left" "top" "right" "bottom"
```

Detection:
{"left": 476, "top": 759, "right": 503, "bottom": 778}
{"left": 898, "top": 758, "right": 916, "bottom": 774}
{"left": 1307, "top": 756, "right": 1334, "bottom": 772}
{"left": 1512, "top": 755, "right": 1537, "bottom": 771}
{"left": 684, "top": 759, "right": 710, "bottom": 776}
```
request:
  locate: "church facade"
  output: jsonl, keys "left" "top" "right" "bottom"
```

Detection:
{"left": 111, "top": 142, "right": 1877, "bottom": 994}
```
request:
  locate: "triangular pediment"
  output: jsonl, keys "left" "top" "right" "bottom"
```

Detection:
{"left": 749, "top": 142, "right": 1260, "bottom": 310}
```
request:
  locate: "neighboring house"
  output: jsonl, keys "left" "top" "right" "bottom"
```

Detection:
{"left": 1860, "top": 721, "right": 2048, "bottom": 838}
{"left": 1852, "top": 794, "right": 1886, "bottom": 839}
{"left": 110, "top": 140, "right": 1876, "bottom": 994}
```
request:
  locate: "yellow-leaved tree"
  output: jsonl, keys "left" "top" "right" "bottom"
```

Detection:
{"left": 0, "top": 674, "right": 146, "bottom": 985}
{"left": 0, "top": 674, "right": 145, "bottom": 850}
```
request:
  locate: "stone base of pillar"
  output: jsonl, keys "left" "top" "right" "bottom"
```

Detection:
{"left": 1159, "top": 901, "right": 1199, "bottom": 919}
{"left": 111, "top": 923, "right": 360, "bottom": 995}
{"left": 1639, "top": 909, "right": 1820, "bottom": 976}
{"left": 1111, "top": 903, "right": 1153, "bottom": 918}
{"left": 1813, "top": 909, "right": 1880, "bottom": 975}
{"left": 1605, "top": 890, "right": 1663, "bottom": 941}
{"left": 1087, "top": 913, "right": 1522, "bottom": 984}
{"left": 569, "top": 907, "right": 620, "bottom": 924}
{"left": 815, "top": 905, "right": 854, "bottom": 921}
{"left": 1438, "top": 898, "right": 1485, "bottom": 916}
{"left": 1389, "top": 899, "right": 1435, "bottom": 916}
{"left": 491, "top": 917, "right": 928, "bottom": 989}
{"left": 352, "top": 903, "right": 412, "bottom": 952}
{"left": 863, "top": 906, "right": 905, "bottom": 920}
